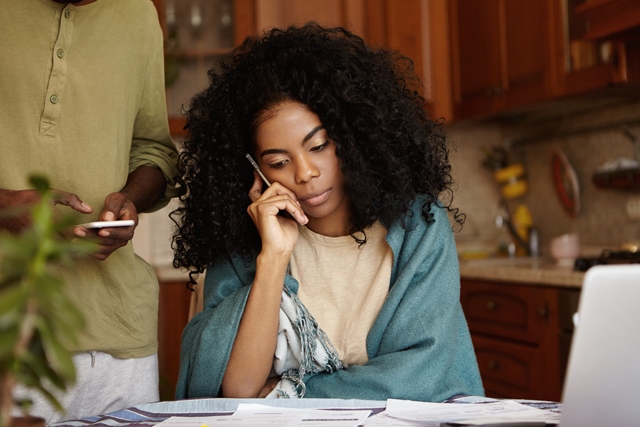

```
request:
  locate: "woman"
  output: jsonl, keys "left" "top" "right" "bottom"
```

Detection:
{"left": 172, "top": 23, "right": 483, "bottom": 402}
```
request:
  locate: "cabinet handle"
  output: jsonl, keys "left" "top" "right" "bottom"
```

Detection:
{"left": 486, "top": 301, "right": 497, "bottom": 310}
{"left": 488, "top": 360, "right": 500, "bottom": 370}
{"left": 538, "top": 306, "right": 548, "bottom": 317}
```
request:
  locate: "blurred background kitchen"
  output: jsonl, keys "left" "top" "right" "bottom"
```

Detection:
{"left": 132, "top": 0, "right": 640, "bottom": 402}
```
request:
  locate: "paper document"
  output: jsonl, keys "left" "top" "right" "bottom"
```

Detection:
{"left": 154, "top": 403, "right": 371, "bottom": 427}
{"left": 362, "top": 399, "right": 560, "bottom": 427}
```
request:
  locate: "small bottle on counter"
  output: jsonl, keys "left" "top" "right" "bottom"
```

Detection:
{"left": 529, "top": 227, "right": 540, "bottom": 257}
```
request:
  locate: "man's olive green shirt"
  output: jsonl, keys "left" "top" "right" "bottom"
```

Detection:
{"left": 0, "top": 0, "right": 179, "bottom": 358}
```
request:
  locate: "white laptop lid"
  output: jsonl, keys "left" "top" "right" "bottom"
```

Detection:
{"left": 560, "top": 264, "right": 640, "bottom": 427}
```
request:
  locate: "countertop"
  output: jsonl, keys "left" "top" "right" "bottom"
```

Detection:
{"left": 154, "top": 257, "right": 585, "bottom": 288}
{"left": 459, "top": 257, "right": 585, "bottom": 288}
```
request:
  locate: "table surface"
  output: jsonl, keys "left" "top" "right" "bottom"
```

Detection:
{"left": 51, "top": 396, "right": 562, "bottom": 427}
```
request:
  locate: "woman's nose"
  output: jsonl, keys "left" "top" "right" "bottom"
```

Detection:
{"left": 295, "top": 156, "right": 320, "bottom": 183}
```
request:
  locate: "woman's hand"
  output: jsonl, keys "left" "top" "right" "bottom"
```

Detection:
{"left": 247, "top": 172, "right": 308, "bottom": 255}
{"left": 258, "top": 376, "right": 281, "bottom": 398}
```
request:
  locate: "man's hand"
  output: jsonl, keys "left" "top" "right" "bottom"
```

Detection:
{"left": 72, "top": 165, "right": 167, "bottom": 261}
{"left": 73, "top": 192, "right": 138, "bottom": 261}
{"left": 0, "top": 188, "right": 93, "bottom": 234}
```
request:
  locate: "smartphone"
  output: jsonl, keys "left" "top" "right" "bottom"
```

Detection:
{"left": 76, "top": 220, "right": 135, "bottom": 229}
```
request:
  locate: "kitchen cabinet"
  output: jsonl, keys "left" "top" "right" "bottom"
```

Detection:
{"left": 461, "top": 279, "right": 580, "bottom": 401}
{"left": 450, "top": 0, "right": 557, "bottom": 120}
{"left": 157, "top": 279, "right": 193, "bottom": 400}
{"left": 151, "top": 0, "right": 453, "bottom": 128}
{"left": 551, "top": 0, "right": 634, "bottom": 98}
{"left": 449, "top": 0, "right": 640, "bottom": 121}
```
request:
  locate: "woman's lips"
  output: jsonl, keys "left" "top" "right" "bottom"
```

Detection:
{"left": 300, "top": 189, "right": 331, "bottom": 206}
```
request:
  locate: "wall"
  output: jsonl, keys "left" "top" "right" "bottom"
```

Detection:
{"left": 448, "top": 100, "right": 640, "bottom": 257}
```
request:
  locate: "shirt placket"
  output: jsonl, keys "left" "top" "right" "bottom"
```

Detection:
{"left": 40, "top": 6, "right": 75, "bottom": 137}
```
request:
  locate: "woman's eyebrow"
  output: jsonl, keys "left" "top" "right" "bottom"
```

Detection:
{"left": 260, "top": 125, "right": 326, "bottom": 158}
{"left": 302, "top": 126, "right": 324, "bottom": 144}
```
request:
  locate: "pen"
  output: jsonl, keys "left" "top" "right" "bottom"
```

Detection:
{"left": 246, "top": 153, "right": 305, "bottom": 224}
{"left": 245, "top": 153, "right": 271, "bottom": 187}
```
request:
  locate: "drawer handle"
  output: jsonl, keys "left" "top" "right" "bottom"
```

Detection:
{"left": 486, "top": 301, "right": 497, "bottom": 310}
{"left": 488, "top": 360, "right": 500, "bottom": 370}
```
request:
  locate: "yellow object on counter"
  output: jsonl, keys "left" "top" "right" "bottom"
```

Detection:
{"left": 513, "top": 205, "right": 533, "bottom": 240}
{"left": 494, "top": 163, "right": 528, "bottom": 199}
{"left": 512, "top": 204, "right": 534, "bottom": 256}
{"left": 501, "top": 179, "right": 528, "bottom": 199}
{"left": 494, "top": 163, "right": 525, "bottom": 183}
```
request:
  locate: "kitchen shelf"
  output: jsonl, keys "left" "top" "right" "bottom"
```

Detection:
{"left": 592, "top": 167, "right": 640, "bottom": 189}
{"left": 576, "top": 0, "right": 640, "bottom": 40}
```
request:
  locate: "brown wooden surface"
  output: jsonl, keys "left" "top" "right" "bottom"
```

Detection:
{"left": 158, "top": 280, "right": 193, "bottom": 400}
{"left": 449, "top": 0, "right": 640, "bottom": 121}
{"left": 461, "top": 279, "right": 579, "bottom": 402}
{"left": 450, "top": 0, "right": 556, "bottom": 120}
{"left": 575, "top": 0, "right": 640, "bottom": 40}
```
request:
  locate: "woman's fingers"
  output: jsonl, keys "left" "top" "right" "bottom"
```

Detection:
{"left": 247, "top": 178, "right": 308, "bottom": 225}
{"left": 248, "top": 193, "right": 307, "bottom": 225}
{"left": 248, "top": 171, "right": 265, "bottom": 202}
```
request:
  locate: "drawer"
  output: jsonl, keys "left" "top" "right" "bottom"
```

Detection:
{"left": 472, "top": 335, "right": 542, "bottom": 400}
{"left": 461, "top": 280, "right": 551, "bottom": 344}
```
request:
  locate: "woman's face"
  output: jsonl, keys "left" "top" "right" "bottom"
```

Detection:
{"left": 254, "top": 101, "right": 350, "bottom": 236}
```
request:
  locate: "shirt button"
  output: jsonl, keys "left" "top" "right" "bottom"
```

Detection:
{"left": 64, "top": 9, "right": 70, "bottom": 18}
{"left": 56, "top": 48, "right": 64, "bottom": 58}
{"left": 50, "top": 95, "right": 59, "bottom": 104}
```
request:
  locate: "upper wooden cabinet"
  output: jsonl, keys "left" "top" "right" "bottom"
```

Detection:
{"left": 244, "top": 0, "right": 450, "bottom": 120}
{"left": 450, "top": 0, "right": 557, "bottom": 120}
{"left": 152, "top": 0, "right": 454, "bottom": 124}
{"left": 449, "top": 0, "right": 640, "bottom": 121}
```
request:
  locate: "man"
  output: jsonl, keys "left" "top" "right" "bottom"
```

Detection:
{"left": 0, "top": 0, "right": 179, "bottom": 422}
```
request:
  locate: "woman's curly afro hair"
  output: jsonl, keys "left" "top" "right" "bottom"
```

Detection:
{"left": 171, "top": 22, "right": 464, "bottom": 280}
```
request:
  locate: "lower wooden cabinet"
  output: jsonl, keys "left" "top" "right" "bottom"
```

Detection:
{"left": 461, "top": 279, "right": 580, "bottom": 401}
{"left": 158, "top": 280, "right": 193, "bottom": 400}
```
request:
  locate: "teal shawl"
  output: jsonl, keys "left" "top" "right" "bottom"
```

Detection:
{"left": 175, "top": 198, "right": 484, "bottom": 401}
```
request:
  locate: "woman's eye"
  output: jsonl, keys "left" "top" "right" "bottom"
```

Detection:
{"left": 311, "top": 141, "right": 329, "bottom": 152}
{"left": 268, "top": 160, "right": 288, "bottom": 169}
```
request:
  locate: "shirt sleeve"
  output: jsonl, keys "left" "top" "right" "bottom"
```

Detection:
{"left": 302, "top": 205, "right": 484, "bottom": 401}
{"left": 129, "top": 17, "right": 179, "bottom": 212}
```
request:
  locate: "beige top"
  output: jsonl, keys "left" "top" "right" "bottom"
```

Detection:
{"left": 290, "top": 222, "right": 393, "bottom": 367}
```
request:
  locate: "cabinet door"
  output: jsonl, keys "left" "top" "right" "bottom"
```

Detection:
{"left": 451, "top": 0, "right": 504, "bottom": 116}
{"left": 451, "top": 0, "right": 555, "bottom": 119}
{"left": 158, "top": 281, "right": 193, "bottom": 400}
{"left": 503, "top": 0, "right": 556, "bottom": 107}
{"left": 461, "top": 279, "right": 550, "bottom": 344}
{"left": 551, "top": 0, "right": 630, "bottom": 96}
{"left": 461, "top": 279, "right": 571, "bottom": 401}
{"left": 472, "top": 334, "right": 543, "bottom": 399}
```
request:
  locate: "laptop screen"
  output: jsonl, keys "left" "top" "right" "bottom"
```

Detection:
{"left": 560, "top": 265, "right": 640, "bottom": 426}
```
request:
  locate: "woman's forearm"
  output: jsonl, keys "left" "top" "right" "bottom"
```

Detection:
{"left": 221, "top": 251, "right": 290, "bottom": 397}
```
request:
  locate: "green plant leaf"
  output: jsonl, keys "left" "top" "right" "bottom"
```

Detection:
{"left": 0, "top": 175, "right": 88, "bottom": 420}
{"left": 0, "top": 286, "right": 27, "bottom": 318}
{"left": 35, "top": 318, "right": 76, "bottom": 381}
{"left": 0, "top": 328, "right": 19, "bottom": 359}
{"left": 27, "top": 176, "right": 50, "bottom": 193}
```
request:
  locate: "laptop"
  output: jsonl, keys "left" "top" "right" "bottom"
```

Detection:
{"left": 560, "top": 264, "right": 640, "bottom": 426}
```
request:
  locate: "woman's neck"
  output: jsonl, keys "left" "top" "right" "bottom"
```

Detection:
{"left": 305, "top": 203, "right": 351, "bottom": 237}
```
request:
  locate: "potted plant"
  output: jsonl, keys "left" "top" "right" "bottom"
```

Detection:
{"left": 0, "top": 176, "right": 94, "bottom": 427}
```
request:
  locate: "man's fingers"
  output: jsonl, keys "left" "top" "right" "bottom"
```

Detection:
{"left": 51, "top": 191, "right": 93, "bottom": 213}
